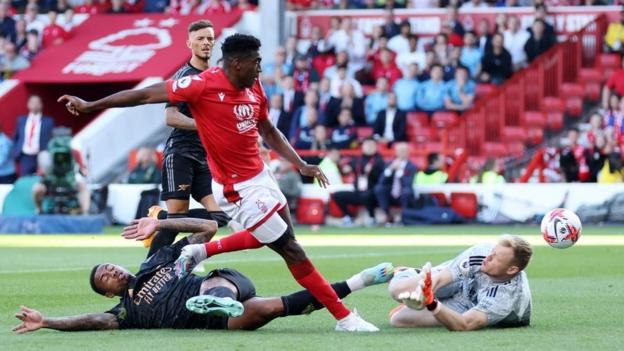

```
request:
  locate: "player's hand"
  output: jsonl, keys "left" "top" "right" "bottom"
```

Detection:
{"left": 174, "top": 244, "right": 207, "bottom": 278}
{"left": 122, "top": 217, "right": 158, "bottom": 241}
{"left": 299, "top": 164, "right": 330, "bottom": 188}
{"left": 13, "top": 306, "right": 44, "bottom": 334}
{"left": 420, "top": 262, "right": 434, "bottom": 306}
{"left": 57, "top": 95, "right": 92, "bottom": 116}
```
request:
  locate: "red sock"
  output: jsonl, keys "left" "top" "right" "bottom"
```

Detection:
{"left": 204, "top": 230, "right": 263, "bottom": 257}
{"left": 288, "top": 259, "right": 351, "bottom": 320}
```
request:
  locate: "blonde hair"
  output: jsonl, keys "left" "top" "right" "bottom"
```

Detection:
{"left": 499, "top": 235, "right": 533, "bottom": 271}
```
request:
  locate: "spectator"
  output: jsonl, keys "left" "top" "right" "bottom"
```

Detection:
{"left": 12, "top": 95, "right": 54, "bottom": 176}
{"left": 446, "top": 5, "right": 465, "bottom": 37}
{"left": 327, "top": 18, "right": 367, "bottom": 72}
{"left": 388, "top": 20, "right": 411, "bottom": 55}
{"left": 324, "top": 51, "right": 357, "bottom": 81}
{"left": 476, "top": 18, "right": 493, "bottom": 54}
{"left": 443, "top": 46, "right": 462, "bottom": 81}
{"left": 14, "top": 18, "right": 27, "bottom": 52}
{"left": 414, "top": 152, "right": 448, "bottom": 185}
{"left": 395, "top": 34, "right": 426, "bottom": 76}
{"left": 24, "top": 4, "right": 45, "bottom": 38}
{"left": 494, "top": 13, "right": 508, "bottom": 35}
{"left": 461, "top": 0, "right": 489, "bottom": 9}
{"left": 440, "top": 20, "right": 464, "bottom": 48}
{"left": 53, "top": 0, "right": 70, "bottom": 13}
{"left": 292, "top": 55, "right": 319, "bottom": 92}
{"left": 371, "top": 48, "right": 402, "bottom": 87}
{"left": 524, "top": 19, "right": 556, "bottom": 63}
{"left": 75, "top": 0, "right": 101, "bottom": 14}
{"left": 58, "top": 8, "right": 77, "bottom": 32}
{"left": 273, "top": 159, "right": 302, "bottom": 211}
{"left": 332, "top": 137, "right": 385, "bottom": 227}
{"left": 325, "top": 82, "right": 365, "bottom": 127}
{"left": 604, "top": 96, "right": 624, "bottom": 144}
{"left": 445, "top": 65, "right": 476, "bottom": 112}
{"left": 365, "top": 77, "right": 390, "bottom": 125}
{"left": 600, "top": 93, "right": 621, "bottom": 130}
{"left": 1, "top": 41, "right": 30, "bottom": 79}
{"left": 329, "top": 64, "right": 363, "bottom": 98}
{"left": 586, "top": 133, "right": 607, "bottom": 183}
{"left": 291, "top": 107, "right": 319, "bottom": 150}
{"left": 470, "top": 158, "right": 506, "bottom": 184}
{"left": 460, "top": 30, "right": 482, "bottom": 78}
{"left": 144, "top": 0, "right": 169, "bottom": 12}
{"left": 20, "top": 29, "right": 40, "bottom": 61}
{"left": 416, "top": 63, "right": 446, "bottom": 113}
{"left": 382, "top": 8, "right": 400, "bottom": 38}
{"left": 432, "top": 33, "right": 451, "bottom": 66}
{"left": 367, "top": 25, "right": 386, "bottom": 57}
{"left": 284, "top": 36, "right": 300, "bottom": 70}
{"left": 532, "top": 4, "right": 556, "bottom": 44}
{"left": 374, "top": 142, "right": 416, "bottom": 225}
{"left": 393, "top": 63, "right": 419, "bottom": 112}
{"left": 560, "top": 128, "right": 590, "bottom": 182}
{"left": 602, "top": 57, "right": 624, "bottom": 109}
{"left": 42, "top": 11, "right": 68, "bottom": 48}
{"left": 304, "top": 26, "right": 330, "bottom": 59}
{"left": 268, "top": 94, "right": 291, "bottom": 138}
{"left": 128, "top": 148, "right": 161, "bottom": 184}
{"left": 582, "top": 112, "right": 606, "bottom": 148}
{"left": 503, "top": 16, "right": 530, "bottom": 71}
{"left": 604, "top": 7, "right": 624, "bottom": 54}
{"left": 281, "top": 76, "right": 304, "bottom": 115}
{"left": 480, "top": 32, "right": 513, "bottom": 85}
{"left": 318, "top": 77, "right": 332, "bottom": 113}
{"left": 316, "top": 148, "right": 343, "bottom": 187}
{"left": 0, "top": 2, "right": 16, "bottom": 43}
{"left": 373, "top": 92, "right": 407, "bottom": 145}
{"left": 312, "top": 124, "right": 331, "bottom": 151}
{"left": 331, "top": 107, "right": 358, "bottom": 150}
{"left": 598, "top": 151, "right": 624, "bottom": 183}
{"left": 0, "top": 123, "right": 16, "bottom": 184}
{"left": 290, "top": 89, "right": 323, "bottom": 139}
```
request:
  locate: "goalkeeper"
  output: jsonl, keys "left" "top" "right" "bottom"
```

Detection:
{"left": 388, "top": 235, "right": 533, "bottom": 331}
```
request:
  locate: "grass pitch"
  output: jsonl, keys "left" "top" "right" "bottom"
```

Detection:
{"left": 1, "top": 225, "right": 623, "bottom": 351}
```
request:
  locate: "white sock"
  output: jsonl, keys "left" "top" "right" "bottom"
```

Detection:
{"left": 346, "top": 273, "right": 365, "bottom": 292}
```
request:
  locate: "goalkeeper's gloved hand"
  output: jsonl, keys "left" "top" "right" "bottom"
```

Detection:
{"left": 174, "top": 244, "right": 207, "bottom": 278}
{"left": 397, "top": 262, "right": 436, "bottom": 311}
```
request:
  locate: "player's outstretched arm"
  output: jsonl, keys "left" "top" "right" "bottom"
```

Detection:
{"left": 122, "top": 217, "right": 217, "bottom": 243}
{"left": 257, "top": 119, "right": 329, "bottom": 188}
{"left": 165, "top": 106, "right": 197, "bottom": 131}
{"left": 13, "top": 306, "right": 118, "bottom": 333}
{"left": 58, "top": 82, "right": 169, "bottom": 116}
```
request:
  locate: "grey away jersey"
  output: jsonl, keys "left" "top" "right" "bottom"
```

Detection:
{"left": 436, "top": 243, "right": 532, "bottom": 327}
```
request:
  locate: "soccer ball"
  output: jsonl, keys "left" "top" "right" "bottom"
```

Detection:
{"left": 540, "top": 208, "right": 582, "bottom": 249}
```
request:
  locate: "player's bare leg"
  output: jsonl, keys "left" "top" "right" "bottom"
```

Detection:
{"left": 388, "top": 305, "right": 441, "bottom": 328}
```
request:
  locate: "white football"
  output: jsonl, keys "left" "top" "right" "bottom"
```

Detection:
{"left": 540, "top": 208, "right": 582, "bottom": 249}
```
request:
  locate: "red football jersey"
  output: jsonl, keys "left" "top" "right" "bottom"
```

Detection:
{"left": 166, "top": 67, "right": 269, "bottom": 185}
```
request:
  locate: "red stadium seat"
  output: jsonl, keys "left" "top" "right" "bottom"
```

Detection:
{"left": 296, "top": 198, "right": 325, "bottom": 225}
{"left": 407, "top": 112, "right": 429, "bottom": 128}
{"left": 481, "top": 142, "right": 508, "bottom": 157}
{"left": 541, "top": 97, "right": 564, "bottom": 114}
{"left": 584, "top": 82, "right": 601, "bottom": 102}
{"left": 523, "top": 111, "right": 546, "bottom": 128}
{"left": 431, "top": 112, "right": 459, "bottom": 129}
{"left": 450, "top": 192, "right": 478, "bottom": 219}
{"left": 409, "top": 156, "right": 426, "bottom": 169}
{"left": 475, "top": 84, "right": 496, "bottom": 99}
{"left": 560, "top": 83, "right": 584, "bottom": 98}
{"left": 428, "top": 192, "right": 448, "bottom": 207}
{"left": 409, "top": 127, "right": 436, "bottom": 144}
{"left": 564, "top": 97, "right": 583, "bottom": 118}
{"left": 578, "top": 68, "right": 603, "bottom": 83}
{"left": 598, "top": 53, "right": 621, "bottom": 70}
{"left": 501, "top": 126, "right": 527, "bottom": 143}
{"left": 507, "top": 142, "right": 525, "bottom": 158}
{"left": 547, "top": 112, "right": 564, "bottom": 131}
{"left": 526, "top": 128, "right": 544, "bottom": 145}
{"left": 356, "top": 127, "right": 374, "bottom": 140}
{"left": 424, "top": 142, "right": 444, "bottom": 153}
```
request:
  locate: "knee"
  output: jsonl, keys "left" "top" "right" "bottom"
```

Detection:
{"left": 389, "top": 309, "right": 408, "bottom": 328}
{"left": 32, "top": 183, "right": 46, "bottom": 196}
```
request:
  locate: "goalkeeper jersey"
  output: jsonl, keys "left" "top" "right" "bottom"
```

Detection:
{"left": 438, "top": 243, "right": 532, "bottom": 327}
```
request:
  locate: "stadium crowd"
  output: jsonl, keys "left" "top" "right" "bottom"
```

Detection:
{"left": 0, "top": 1, "right": 623, "bottom": 222}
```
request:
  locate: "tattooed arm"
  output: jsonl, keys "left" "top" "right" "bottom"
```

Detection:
{"left": 13, "top": 306, "right": 119, "bottom": 333}
{"left": 122, "top": 217, "right": 217, "bottom": 244}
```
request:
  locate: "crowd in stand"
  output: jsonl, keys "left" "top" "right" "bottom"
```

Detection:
{"left": 287, "top": 0, "right": 623, "bottom": 10}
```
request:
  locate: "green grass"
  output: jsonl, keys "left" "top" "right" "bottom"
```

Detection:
{"left": 1, "top": 226, "right": 623, "bottom": 351}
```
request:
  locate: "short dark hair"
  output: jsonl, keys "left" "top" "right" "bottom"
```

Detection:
{"left": 188, "top": 20, "right": 213, "bottom": 33}
{"left": 427, "top": 152, "right": 440, "bottom": 165}
{"left": 221, "top": 33, "right": 261, "bottom": 62}
{"left": 89, "top": 264, "right": 106, "bottom": 296}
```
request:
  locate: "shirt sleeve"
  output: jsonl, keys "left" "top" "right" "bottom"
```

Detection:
{"left": 445, "top": 244, "right": 491, "bottom": 282}
{"left": 256, "top": 80, "right": 269, "bottom": 122}
{"left": 166, "top": 74, "right": 206, "bottom": 105}
{"left": 106, "top": 303, "right": 129, "bottom": 329}
{"left": 472, "top": 284, "right": 515, "bottom": 326}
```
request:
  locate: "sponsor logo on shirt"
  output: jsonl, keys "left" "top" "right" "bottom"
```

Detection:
{"left": 233, "top": 104, "right": 256, "bottom": 133}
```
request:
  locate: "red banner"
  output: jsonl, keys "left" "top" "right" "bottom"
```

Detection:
{"left": 294, "top": 6, "right": 620, "bottom": 38}
{"left": 15, "top": 13, "right": 241, "bottom": 83}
